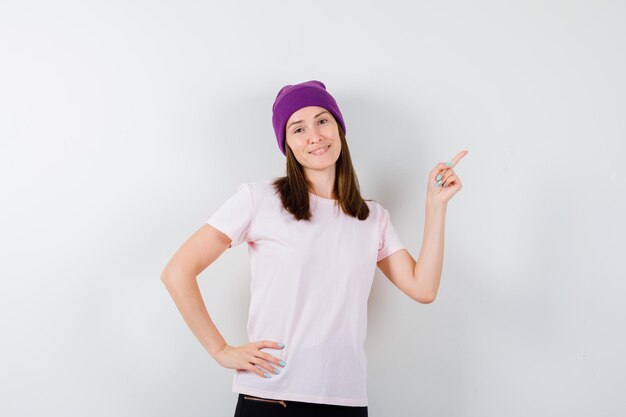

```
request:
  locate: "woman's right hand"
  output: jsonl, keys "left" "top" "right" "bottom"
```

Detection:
{"left": 213, "top": 341, "right": 286, "bottom": 378}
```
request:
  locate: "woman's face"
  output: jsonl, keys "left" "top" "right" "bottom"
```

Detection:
{"left": 285, "top": 105, "right": 341, "bottom": 173}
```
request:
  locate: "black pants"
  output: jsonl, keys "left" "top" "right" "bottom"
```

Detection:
{"left": 234, "top": 393, "right": 369, "bottom": 417}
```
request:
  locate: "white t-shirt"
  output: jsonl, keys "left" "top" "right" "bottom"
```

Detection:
{"left": 206, "top": 179, "right": 405, "bottom": 406}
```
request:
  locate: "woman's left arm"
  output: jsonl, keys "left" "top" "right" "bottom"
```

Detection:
{"left": 377, "top": 150, "right": 468, "bottom": 304}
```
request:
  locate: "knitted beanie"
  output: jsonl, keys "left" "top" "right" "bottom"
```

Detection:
{"left": 271, "top": 80, "right": 346, "bottom": 156}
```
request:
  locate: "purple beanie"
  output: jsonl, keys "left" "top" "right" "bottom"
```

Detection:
{"left": 272, "top": 80, "right": 347, "bottom": 156}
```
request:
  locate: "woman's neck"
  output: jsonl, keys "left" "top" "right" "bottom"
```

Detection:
{"left": 305, "top": 168, "right": 336, "bottom": 200}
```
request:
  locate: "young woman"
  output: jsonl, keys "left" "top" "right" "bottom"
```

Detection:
{"left": 161, "top": 80, "right": 468, "bottom": 417}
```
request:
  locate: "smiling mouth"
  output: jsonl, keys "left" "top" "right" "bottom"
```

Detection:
{"left": 309, "top": 145, "right": 330, "bottom": 155}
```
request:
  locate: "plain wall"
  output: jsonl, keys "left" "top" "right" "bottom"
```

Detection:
{"left": 1, "top": 1, "right": 625, "bottom": 416}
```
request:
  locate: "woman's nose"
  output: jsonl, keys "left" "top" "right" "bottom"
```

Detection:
{"left": 308, "top": 127, "right": 324, "bottom": 143}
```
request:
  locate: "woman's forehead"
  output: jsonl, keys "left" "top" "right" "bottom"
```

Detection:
{"left": 287, "top": 106, "right": 329, "bottom": 123}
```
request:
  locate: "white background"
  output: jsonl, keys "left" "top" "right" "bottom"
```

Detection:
{"left": 1, "top": 1, "right": 625, "bottom": 416}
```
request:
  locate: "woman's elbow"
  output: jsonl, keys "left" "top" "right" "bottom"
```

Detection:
{"left": 160, "top": 264, "right": 186, "bottom": 285}
{"left": 415, "top": 292, "right": 437, "bottom": 304}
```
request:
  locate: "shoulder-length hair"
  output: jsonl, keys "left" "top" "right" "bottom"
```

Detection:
{"left": 271, "top": 122, "right": 372, "bottom": 221}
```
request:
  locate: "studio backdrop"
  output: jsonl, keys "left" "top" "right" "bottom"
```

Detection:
{"left": 1, "top": 1, "right": 624, "bottom": 416}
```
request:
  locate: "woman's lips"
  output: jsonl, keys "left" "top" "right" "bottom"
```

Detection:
{"left": 309, "top": 145, "right": 330, "bottom": 155}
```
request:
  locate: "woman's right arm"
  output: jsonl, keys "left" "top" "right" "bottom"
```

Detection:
{"left": 160, "top": 224, "right": 286, "bottom": 378}
{"left": 160, "top": 223, "right": 232, "bottom": 358}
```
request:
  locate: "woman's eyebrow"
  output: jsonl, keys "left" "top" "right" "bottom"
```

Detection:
{"left": 286, "top": 111, "right": 330, "bottom": 130}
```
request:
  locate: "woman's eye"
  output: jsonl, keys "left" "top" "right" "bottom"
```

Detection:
{"left": 294, "top": 119, "right": 327, "bottom": 134}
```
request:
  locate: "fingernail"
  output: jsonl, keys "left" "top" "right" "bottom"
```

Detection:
{"left": 436, "top": 174, "right": 442, "bottom": 181}
{"left": 274, "top": 368, "right": 280, "bottom": 374}
{"left": 277, "top": 343, "right": 285, "bottom": 348}
{"left": 436, "top": 180, "right": 442, "bottom": 186}
{"left": 264, "top": 373, "right": 271, "bottom": 378}
{"left": 445, "top": 162, "right": 453, "bottom": 167}
{"left": 279, "top": 360, "right": 286, "bottom": 367}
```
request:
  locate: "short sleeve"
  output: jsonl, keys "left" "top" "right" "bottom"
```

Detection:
{"left": 206, "top": 183, "right": 255, "bottom": 248}
{"left": 377, "top": 208, "right": 405, "bottom": 262}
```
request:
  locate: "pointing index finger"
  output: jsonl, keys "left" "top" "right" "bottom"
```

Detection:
{"left": 448, "top": 150, "right": 469, "bottom": 167}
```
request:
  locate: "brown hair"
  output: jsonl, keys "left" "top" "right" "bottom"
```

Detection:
{"left": 271, "top": 123, "right": 372, "bottom": 221}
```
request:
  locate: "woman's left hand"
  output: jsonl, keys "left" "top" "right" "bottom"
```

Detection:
{"left": 427, "top": 150, "right": 469, "bottom": 204}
